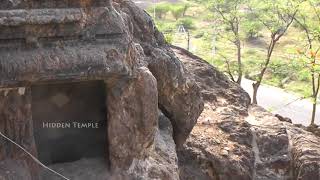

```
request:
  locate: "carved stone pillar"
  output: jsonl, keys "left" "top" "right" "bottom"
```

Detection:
{"left": 0, "top": 87, "right": 39, "bottom": 179}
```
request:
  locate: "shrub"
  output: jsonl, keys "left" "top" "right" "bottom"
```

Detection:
{"left": 171, "top": 5, "right": 185, "bottom": 20}
{"left": 155, "top": 21, "right": 176, "bottom": 33}
{"left": 177, "top": 18, "right": 195, "bottom": 30}
{"left": 181, "top": 2, "right": 191, "bottom": 16}
{"left": 148, "top": 2, "right": 171, "bottom": 19}
{"left": 164, "top": 33, "right": 174, "bottom": 44}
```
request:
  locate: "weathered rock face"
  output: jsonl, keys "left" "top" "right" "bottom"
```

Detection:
{"left": 0, "top": 0, "right": 203, "bottom": 179}
{"left": 1, "top": 0, "right": 112, "bottom": 9}
{"left": 107, "top": 67, "right": 158, "bottom": 170}
{"left": 289, "top": 126, "right": 320, "bottom": 180}
{"left": 0, "top": 159, "right": 32, "bottom": 180}
{"left": 173, "top": 46, "right": 251, "bottom": 113}
{"left": 174, "top": 46, "right": 320, "bottom": 180}
{"left": 127, "top": 111, "right": 180, "bottom": 180}
{"left": 1, "top": 0, "right": 319, "bottom": 180}
{"left": 114, "top": 0, "right": 204, "bottom": 148}
{"left": 0, "top": 88, "right": 38, "bottom": 179}
{"left": 174, "top": 47, "right": 254, "bottom": 180}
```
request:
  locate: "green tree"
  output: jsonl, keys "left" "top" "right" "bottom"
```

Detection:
{"left": 178, "top": 18, "right": 195, "bottom": 30}
{"left": 242, "top": 12, "right": 263, "bottom": 39}
{"left": 210, "top": 0, "right": 248, "bottom": 84}
{"left": 250, "top": 0, "right": 300, "bottom": 104}
{"left": 171, "top": 5, "right": 185, "bottom": 20}
{"left": 295, "top": 0, "right": 320, "bottom": 126}
{"left": 149, "top": 2, "right": 171, "bottom": 19}
{"left": 182, "top": 2, "right": 191, "bottom": 16}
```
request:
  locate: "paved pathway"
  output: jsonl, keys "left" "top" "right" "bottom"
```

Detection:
{"left": 242, "top": 79, "right": 320, "bottom": 126}
{"left": 132, "top": 0, "right": 319, "bottom": 126}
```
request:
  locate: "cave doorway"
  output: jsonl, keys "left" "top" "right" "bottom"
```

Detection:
{"left": 31, "top": 81, "right": 108, "bottom": 165}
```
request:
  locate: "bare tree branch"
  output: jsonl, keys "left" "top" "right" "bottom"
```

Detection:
{"left": 218, "top": 53, "right": 236, "bottom": 82}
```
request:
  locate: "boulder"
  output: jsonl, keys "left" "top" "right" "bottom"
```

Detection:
{"left": 1, "top": 0, "right": 319, "bottom": 180}
{"left": 127, "top": 111, "right": 179, "bottom": 180}
{"left": 0, "top": 1, "right": 203, "bottom": 179}
{"left": 107, "top": 67, "right": 158, "bottom": 169}
{"left": 173, "top": 46, "right": 320, "bottom": 180}
{"left": 115, "top": 1, "right": 204, "bottom": 148}
{"left": 289, "top": 127, "right": 320, "bottom": 179}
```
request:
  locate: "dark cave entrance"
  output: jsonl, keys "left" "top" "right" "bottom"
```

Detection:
{"left": 31, "top": 81, "right": 108, "bottom": 165}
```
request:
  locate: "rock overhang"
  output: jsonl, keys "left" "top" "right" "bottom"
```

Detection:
{"left": 0, "top": 0, "right": 156, "bottom": 175}
{"left": 0, "top": 0, "right": 205, "bottom": 179}
{"left": 0, "top": 7, "right": 125, "bottom": 38}
{"left": 0, "top": 0, "right": 136, "bottom": 88}
{"left": 1, "top": 0, "right": 112, "bottom": 9}
{"left": 0, "top": 41, "right": 135, "bottom": 88}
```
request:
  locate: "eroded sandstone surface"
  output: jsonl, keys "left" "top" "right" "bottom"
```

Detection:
{"left": 0, "top": 1, "right": 319, "bottom": 180}
{"left": 0, "top": 0, "right": 203, "bottom": 179}
{"left": 174, "top": 46, "right": 320, "bottom": 180}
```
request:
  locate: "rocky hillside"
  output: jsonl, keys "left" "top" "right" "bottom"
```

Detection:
{"left": 173, "top": 46, "right": 320, "bottom": 180}
{"left": 112, "top": 1, "right": 320, "bottom": 179}
{"left": 0, "top": 0, "right": 319, "bottom": 180}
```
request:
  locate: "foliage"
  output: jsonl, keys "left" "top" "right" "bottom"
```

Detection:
{"left": 164, "top": 33, "right": 174, "bottom": 44}
{"left": 168, "top": 2, "right": 192, "bottom": 20}
{"left": 155, "top": 21, "right": 176, "bottom": 33}
{"left": 207, "top": 0, "right": 249, "bottom": 84}
{"left": 249, "top": 0, "right": 301, "bottom": 34}
{"left": 177, "top": 18, "right": 195, "bottom": 30}
{"left": 182, "top": 2, "right": 192, "bottom": 16}
{"left": 171, "top": 4, "right": 186, "bottom": 20}
{"left": 152, "top": 0, "right": 320, "bottom": 99}
{"left": 242, "top": 12, "right": 263, "bottom": 39}
{"left": 248, "top": 0, "right": 301, "bottom": 104}
{"left": 294, "top": 0, "right": 320, "bottom": 125}
{"left": 148, "top": 2, "right": 172, "bottom": 19}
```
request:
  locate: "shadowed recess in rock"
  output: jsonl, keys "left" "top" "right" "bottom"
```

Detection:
{"left": 31, "top": 81, "right": 108, "bottom": 165}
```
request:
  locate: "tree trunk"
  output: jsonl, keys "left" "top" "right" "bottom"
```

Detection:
{"left": 252, "top": 83, "right": 259, "bottom": 104}
{"left": 187, "top": 31, "right": 190, "bottom": 51}
{"left": 252, "top": 39, "right": 276, "bottom": 104}
{"left": 236, "top": 40, "right": 242, "bottom": 84}
{"left": 311, "top": 74, "right": 320, "bottom": 126}
{"left": 311, "top": 98, "right": 317, "bottom": 126}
